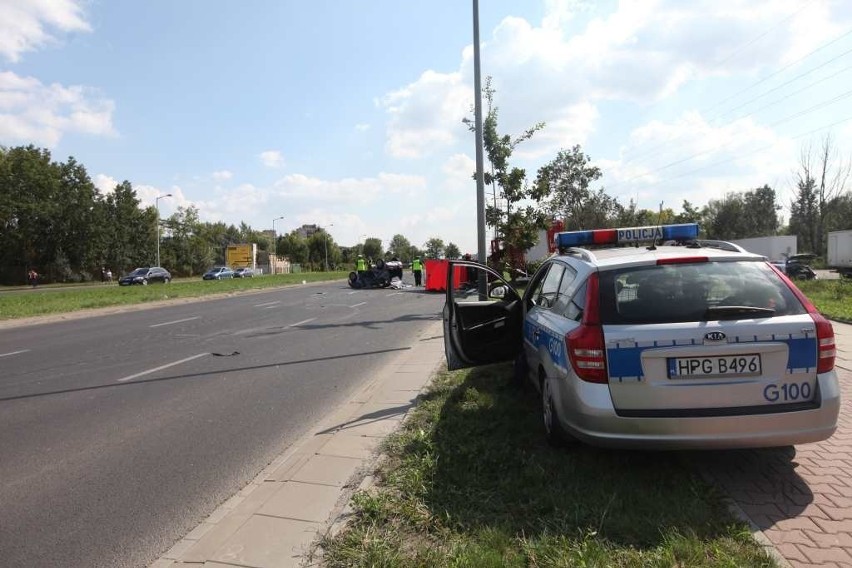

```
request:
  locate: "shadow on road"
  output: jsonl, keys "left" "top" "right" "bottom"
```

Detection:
{"left": 0, "top": 346, "right": 412, "bottom": 403}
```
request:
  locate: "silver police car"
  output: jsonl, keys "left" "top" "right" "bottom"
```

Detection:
{"left": 442, "top": 224, "right": 839, "bottom": 450}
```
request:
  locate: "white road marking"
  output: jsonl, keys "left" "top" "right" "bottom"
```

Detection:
{"left": 254, "top": 300, "right": 281, "bottom": 308}
{"left": 117, "top": 353, "right": 208, "bottom": 383}
{"left": 289, "top": 318, "right": 316, "bottom": 327}
{"left": 347, "top": 291, "right": 358, "bottom": 295}
{"left": 388, "top": 292, "right": 404, "bottom": 296}
{"left": 349, "top": 302, "right": 367, "bottom": 308}
{"left": 264, "top": 305, "right": 280, "bottom": 310}
{"left": 150, "top": 316, "right": 200, "bottom": 328}
{"left": 0, "top": 349, "right": 30, "bottom": 358}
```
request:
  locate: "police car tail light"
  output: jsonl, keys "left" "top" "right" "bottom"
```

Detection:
{"left": 566, "top": 273, "right": 608, "bottom": 384}
{"left": 767, "top": 262, "right": 836, "bottom": 373}
{"left": 812, "top": 314, "right": 836, "bottom": 374}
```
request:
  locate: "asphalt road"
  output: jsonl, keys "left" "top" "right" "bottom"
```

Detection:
{"left": 0, "top": 281, "right": 444, "bottom": 568}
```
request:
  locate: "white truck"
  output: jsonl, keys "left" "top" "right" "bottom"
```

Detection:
{"left": 730, "top": 235, "right": 797, "bottom": 261}
{"left": 827, "top": 230, "right": 852, "bottom": 278}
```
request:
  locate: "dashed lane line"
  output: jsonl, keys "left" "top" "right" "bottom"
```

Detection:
{"left": 116, "top": 353, "right": 208, "bottom": 383}
{"left": 150, "top": 316, "right": 200, "bottom": 328}
{"left": 289, "top": 318, "right": 317, "bottom": 327}
{"left": 349, "top": 302, "right": 367, "bottom": 308}
{"left": 0, "top": 349, "right": 30, "bottom": 358}
{"left": 254, "top": 300, "right": 281, "bottom": 308}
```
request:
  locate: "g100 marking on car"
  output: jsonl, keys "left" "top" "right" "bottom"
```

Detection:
{"left": 547, "top": 336, "right": 563, "bottom": 361}
{"left": 668, "top": 355, "right": 761, "bottom": 378}
{"left": 764, "top": 382, "right": 813, "bottom": 403}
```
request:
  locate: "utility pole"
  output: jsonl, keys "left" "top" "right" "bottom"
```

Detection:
{"left": 272, "top": 216, "right": 284, "bottom": 274}
{"left": 155, "top": 193, "right": 172, "bottom": 267}
{"left": 473, "top": 0, "right": 488, "bottom": 297}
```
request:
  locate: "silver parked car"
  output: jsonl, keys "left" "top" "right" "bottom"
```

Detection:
{"left": 443, "top": 223, "right": 839, "bottom": 450}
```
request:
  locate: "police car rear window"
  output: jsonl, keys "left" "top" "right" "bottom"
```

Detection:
{"left": 598, "top": 260, "right": 806, "bottom": 324}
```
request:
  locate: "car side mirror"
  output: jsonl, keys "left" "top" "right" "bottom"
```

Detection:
{"left": 490, "top": 285, "right": 507, "bottom": 299}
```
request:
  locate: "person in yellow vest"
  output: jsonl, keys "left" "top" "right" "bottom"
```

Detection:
{"left": 356, "top": 254, "right": 366, "bottom": 272}
{"left": 412, "top": 256, "right": 423, "bottom": 286}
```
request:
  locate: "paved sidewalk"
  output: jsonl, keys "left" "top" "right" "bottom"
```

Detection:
{"left": 152, "top": 320, "right": 445, "bottom": 568}
{"left": 696, "top": 320, "right": 852, "bottom": 568}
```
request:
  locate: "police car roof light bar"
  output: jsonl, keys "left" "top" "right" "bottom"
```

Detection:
{"left": 555, "top": 223, "right": 699, "bottom": 249}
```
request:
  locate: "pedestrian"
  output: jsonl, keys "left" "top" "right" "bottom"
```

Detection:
{"left": 106, "top": 268, "right": 113, "bottom": 283}
{"left": 356, "top": 254, "right": 366, "bottom": 272}
{"left": 28, "top": 269, "right": 38, "bottom": 287}
{"left": 101, "top": 267, "right": 107, "bottom": 283}
{"left": 412, "top": 256, "right": 423, "bottom": 286}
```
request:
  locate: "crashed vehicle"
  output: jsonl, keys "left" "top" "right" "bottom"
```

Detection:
{"left": 347, "top": 259, "right": 404, "bottom": 289}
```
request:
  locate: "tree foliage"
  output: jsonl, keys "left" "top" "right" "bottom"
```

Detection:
{"left": 789, "top": 135, "right": 851, "bottom": 256}
{"left": 443, "top": 242, "right": 461, "bottom": 259}
{"left": 388, "top": 234, "right": 412, "bottom": 261}
{"left": 424, "top": 238, "right": 445, "bottom": 259}
{"left": 362, "top": 237, "right": 384, "bottom": 262}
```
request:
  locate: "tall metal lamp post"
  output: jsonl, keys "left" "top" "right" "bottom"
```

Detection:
{"left": 271, "top": 216, "right": 284, "bottom": 274}
{"left": 324, "top": 223, "right": 335, "bottom": 272}
{"left": 155, "top": 193, "right": 172, "bottom": 267}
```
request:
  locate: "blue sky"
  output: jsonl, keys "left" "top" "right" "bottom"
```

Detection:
{"left": 2, "top": 0, "right": 852, "bottom": 252}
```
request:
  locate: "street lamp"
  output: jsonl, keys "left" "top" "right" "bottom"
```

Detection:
{"left": 271, "top": 216, "right": 284, "bottom": 274}
{"left": 155, "top": 193, "right": 172, "bottom": 267}
{"left": 324, "top": 224, "right": 334, "bottom": 272}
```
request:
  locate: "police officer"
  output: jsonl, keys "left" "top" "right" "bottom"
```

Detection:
{"left": 412, "top": 256, "right": 423, "bottom": 286}
{"left": 356, "top": 254, "right": 366, "bottom": 272}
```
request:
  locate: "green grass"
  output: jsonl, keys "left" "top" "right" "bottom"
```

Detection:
{"left": 0, "top": 272, "right": 349, "bottom": 320}
{"left": 321, "top": 365, "right": 775, "bottom": 568}
{"left": 795, "top": 279, "right": 852, "bottom": 321}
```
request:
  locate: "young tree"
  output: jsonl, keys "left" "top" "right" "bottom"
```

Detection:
{"left": 465, "top": 77, "right": 546, "bottom": 260}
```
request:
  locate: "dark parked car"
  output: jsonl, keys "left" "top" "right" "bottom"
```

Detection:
{"left": 233, "top": 267, "right": 254, "bottom": 278}
{"left": 203, "top": 266, "right": 234, "bottom": 280}
{"left": 118, "top": 267, "right": 171, "bottom": 285}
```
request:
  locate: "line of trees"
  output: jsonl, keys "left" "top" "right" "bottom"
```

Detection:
{"left": 0, "top": 144, "right": 469, "bottom": 284}
{"left": 474, "top": 79, "right": 852, "bottom": 264}
{"left": 0, "top": 145, "right": 273, "bottom": 285}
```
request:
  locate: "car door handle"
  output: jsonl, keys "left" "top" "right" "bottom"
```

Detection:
{"left": 533, "top": 329, "right": 541, "bottom": 341}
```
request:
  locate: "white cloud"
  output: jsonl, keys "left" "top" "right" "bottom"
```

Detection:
{"left": 259, "top": 150, "right": 284, "bottom": 168}
{"left": 355, "top": 123, "right": 370, "bottom": 132}
{"left": 379, "top": 69, "right": 471, "bottom": 158}
{"left": 94, "top": 173, "right": 118, "bottom": 194}
{"left": 212, "top": 169, "right": 233, "bottom": 180}
{"left": 0, "top": 0, "right": 91, "bottom": 62}
{"left": 0, "top": 71, "right": 115, "bottom": 147}
{"left": 377, "top": 0, "right": 852, "bottom": 161}
{"left": 602, "top": 111, "right": 797, "bottom": 208}
{"left": 273, "top": 172, "right": 427, "bottom": 203}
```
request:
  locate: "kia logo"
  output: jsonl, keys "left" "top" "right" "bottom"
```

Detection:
{"left": 705, "top": 331, "right": 726, "bottom": 341}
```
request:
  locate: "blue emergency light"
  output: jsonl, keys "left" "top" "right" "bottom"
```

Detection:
{"left": 555, "top": 223, "right": 699, "bottom": 248}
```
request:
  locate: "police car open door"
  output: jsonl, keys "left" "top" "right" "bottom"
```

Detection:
{"left": 442, "top": 260, "right": 523, "bottom": 371}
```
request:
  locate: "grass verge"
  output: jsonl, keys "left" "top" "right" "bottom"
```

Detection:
{"left": 321, "top": 364, "right": 775, "bottom": 567}
{"left": 795, "top": 279, "right": 852, "bottom": 322}
{"left": 0, "top": 272, "right": 349, "bottom": 320}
